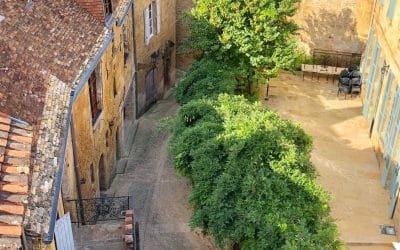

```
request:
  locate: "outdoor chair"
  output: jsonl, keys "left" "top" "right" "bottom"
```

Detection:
{"left": 338, "top": 78, "right": 351, "bottom": 99}
{"left": 349, "top": 70, "right": 361, "bottom": 79}
{"left": 350, "top": 78, "right": 362, "bottom": 97}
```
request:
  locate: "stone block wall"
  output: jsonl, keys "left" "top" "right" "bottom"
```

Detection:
{"left": 293, "top": 0, "right": 373, "bottom": 54}
{"left": 176, "top": 0, "right": 195, "bottom": 71}
{"left": 24, "top": 75, "right": 72, "bottom": 235}
{"left": 175, "top": 0, "right": 374, "bottom": 70}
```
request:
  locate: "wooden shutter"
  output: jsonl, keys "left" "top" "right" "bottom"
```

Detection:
{"left": 384, "top": 86, "right": 400, "bottom": 157}
{"left": 387, "top": 0, "right": 397, "bottom": 20}
{"left": 361, "top": 29, "right": 374, "bottom": 78}
{"left": 362, "top": 41, "right": 381, "bottom": 117}
{"left": 144, "top": 8, "right": 150, "bottom": 44}
{"left": 89, "top": 70, "right": 98, "bottom": 119}
{"left": 156, "top": 0, "right": 161, "bottom": 34}
{"left": 376, "top": 72, "right": 393, "bottom": 133}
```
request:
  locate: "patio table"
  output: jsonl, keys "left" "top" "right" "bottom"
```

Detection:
{"left": 302, "top": 64, "right": 346, "bottom": 84}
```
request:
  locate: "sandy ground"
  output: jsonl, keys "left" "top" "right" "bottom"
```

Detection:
{"left": 106, "top": 93, "right": 216, "bottom": 250}
{"left": 262, "top": 72, "right": 396, "bottom": 249}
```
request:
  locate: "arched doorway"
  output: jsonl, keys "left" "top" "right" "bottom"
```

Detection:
{"left": 98, "top": 154, "right": 107, "bottom": 191}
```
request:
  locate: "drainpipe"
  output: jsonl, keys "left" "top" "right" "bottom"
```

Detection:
{"left": 70, "top": 116, "right": 86, "bottom": 225}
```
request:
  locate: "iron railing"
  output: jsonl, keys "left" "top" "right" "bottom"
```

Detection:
{"left": 66, "top": 196, "right": 131, "bottom": 225}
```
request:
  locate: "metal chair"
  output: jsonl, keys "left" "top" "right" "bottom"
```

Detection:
{"left": 350, "top": 78, "right": 362, "bottom": 98}
{"left": 338, "top": 77, "right": 351, "bottom": 99}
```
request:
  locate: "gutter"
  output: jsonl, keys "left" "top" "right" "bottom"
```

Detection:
{"left": 43, "top": 31, "right": 114, "bottom": 244}
{"left": 116, "top": 0, "right": 134, "bottom": 26}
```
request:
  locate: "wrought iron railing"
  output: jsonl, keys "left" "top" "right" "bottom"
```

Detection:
{"left": 66, "top": 196, "right": 131, "bottom": 225}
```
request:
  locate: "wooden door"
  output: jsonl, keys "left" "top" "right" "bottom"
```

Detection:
{"left": 145, "top": 68, "right": 157, "bottom": 108}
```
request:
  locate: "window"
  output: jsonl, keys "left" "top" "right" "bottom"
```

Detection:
{"left": 144, "top": 0, "right": 160, "bottom": 45}
{"left": 387, "top": 0, "right": 397, "bottom": 20}
{"left": 88, "top": 67, "right": 102, "bottom": 123}
{"left": 123, "top": 23, "right": 130, "bottom": 65}
{"left": 104, "top": 0, "right": 113, "bottom": 18}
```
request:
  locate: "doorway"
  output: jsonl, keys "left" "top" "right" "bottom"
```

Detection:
{"left": 145, "top": 67, "right": 157, "bottom": 110}
{"left": 98, "top": 154, "right": 107, "bottom": 191}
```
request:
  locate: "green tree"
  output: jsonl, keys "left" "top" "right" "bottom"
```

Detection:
{"left": 170, "top": 95, "right": 343, "bottom": 249}
{"left": 185, "top": 0, "right": 300, "bottom": 90}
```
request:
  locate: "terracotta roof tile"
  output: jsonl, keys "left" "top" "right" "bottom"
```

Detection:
{"left": 0, "top": 0, "right": 104, "bottom": 124}
{"left": 0, "top": 114, "right": 31, "bottom": 247}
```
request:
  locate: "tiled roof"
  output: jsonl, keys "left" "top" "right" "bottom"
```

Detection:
{"left": 0, "top": 0, "right": 104, "bottom": 124}
{"left": 0, "top": 113, "right": 32, "bottom": 249}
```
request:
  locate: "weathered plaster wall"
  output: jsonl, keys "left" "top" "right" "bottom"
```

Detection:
{"left": 135, "top": 0, "right": 176, "bottom": 116}
{"left": 361, "top": 0, "right": 400, "bottom": 227}
{"left": 293, "top": 0, "right": 374, "bottom": 54}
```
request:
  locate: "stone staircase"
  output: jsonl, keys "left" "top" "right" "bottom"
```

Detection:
{"left": 0, "top": 113, "right": 32, "bottom": 249}
{"left": 73, "top": 221, "right": 125, "bottom": 250}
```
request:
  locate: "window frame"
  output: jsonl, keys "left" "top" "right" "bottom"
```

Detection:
{"left": 104, "top": 0, "right": 113, "bottom": 18}
{"left": 88, "top": 66, "right": 103, "bottom": 125}
{"left": 144, "top": 1, "right": 160, "bottom": 45}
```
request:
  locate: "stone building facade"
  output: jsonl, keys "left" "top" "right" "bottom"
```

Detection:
{"left": 135, "top": 0, "right": 176, "bottom": 116}
{"left": 0, "top": 0, "right": 136, "bottom": 248}
{"left": 361, "top": 0, "right": 400, "bottom": 226}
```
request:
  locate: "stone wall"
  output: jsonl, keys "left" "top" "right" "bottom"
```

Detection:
{"left": 135, "top": 0, "right": 176, "bottom": 116}
{"left": 174, "top": 0, "right": 374, "bottom": 70}
{"left": 293, "top": 0, "right": 373, "bottom": 54}
{"left": 24, "top": 75, "right": 72, "bottom": 235}
{"left": 176, "top": 0, "right": 194, "bottom": 71}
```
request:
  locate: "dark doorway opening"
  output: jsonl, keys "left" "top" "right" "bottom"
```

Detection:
{"left": 99, "top": 154, "right": 107, "bottom": 191}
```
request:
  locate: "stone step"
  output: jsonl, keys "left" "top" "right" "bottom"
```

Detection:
{"left": 0, "top": 201, "right": 24, "bottom": 215}
{"left": 0, "top": 223, "right": 22, "bottom": 236}
{"left": 0, "top": 214, "right": 23, "bottom": 225}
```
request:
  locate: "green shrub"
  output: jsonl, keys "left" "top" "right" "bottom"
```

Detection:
{"left": 176, "top": 58, "right": 238, "bottom": 104}
{"left": 169, "top": 94, "right": 343, "bottom": 249}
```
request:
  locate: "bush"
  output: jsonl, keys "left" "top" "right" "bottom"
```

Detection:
{"left": 176, "top": 58, "right": 238, "bottom": 104}
{"left": 170, "top": 94, "right": 342, "bottom": 249}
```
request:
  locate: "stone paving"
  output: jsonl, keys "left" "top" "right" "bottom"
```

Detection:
{"left": 262, "top": 72, "right": 397, "bottom": 249}
{"left": 107, "top": 93, "right": 216, "bottom": 250}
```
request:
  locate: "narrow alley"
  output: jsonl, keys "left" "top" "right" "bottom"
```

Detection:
{"left": 106, "top": 94, "right": 216, "bottom": 250}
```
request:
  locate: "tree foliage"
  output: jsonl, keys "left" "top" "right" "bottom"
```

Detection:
{"left": 186, "top": 0, "right": 300, "bottom": 80}
{"left": 170, "top": 95, "right": 343, "bottom": 249}
{"left": 176, "top": 58, "right": 238, "bottom": 105}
